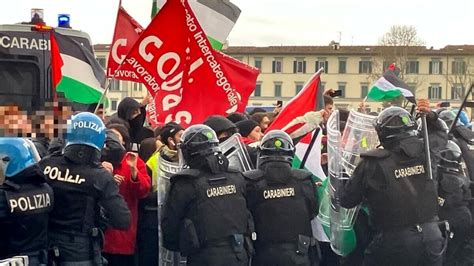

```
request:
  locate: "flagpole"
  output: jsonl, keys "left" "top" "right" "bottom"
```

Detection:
{"left": 421, "top": 113, "right": 433, "bottom": 180}
{"left": 94, "top": 77, "right": 112, "bottom": 114}
{"left": 448, "top": 83, "right": 473, "bottom": 134}
{"left": 299, "top": 127, "right": 321, "bottom": 169}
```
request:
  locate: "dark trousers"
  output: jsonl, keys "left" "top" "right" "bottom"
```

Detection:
{"left": 137, "top": 227, "right": 158, "bottom": 266}
{"left": 102, "top": 253, "right": 135, "bottom": 266}
{"left": 363, "top": 222, "right": 444, "bottom": 266}
{"left": 252, "top": 244, "right": 318, "bottom": 266}
{"left": 187, "top": 245, "right": 248, "bottom": 266}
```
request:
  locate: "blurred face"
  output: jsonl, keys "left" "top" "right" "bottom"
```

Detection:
{"left": 167, "top": 130, "right": 184, "bottom": 150}
{"left": 248, "top": 126, "right": 264, "bottom": 142}
{"left": 260, "top": 116, "right": 271, "bottom": 132}
{"left": 110, "top": 128, "right": 124, "bottom": 146}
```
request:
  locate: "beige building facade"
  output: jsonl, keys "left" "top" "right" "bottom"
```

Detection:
{"left": 224, "top": 45, "right": 474, "bottom": 114}
{"left": 94, "top": 44, "right": 474, "bottom": 115}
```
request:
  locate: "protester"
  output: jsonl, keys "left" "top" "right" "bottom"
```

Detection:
{"left": 250, "top": 112, "right": 271, "bottom": 133}
{"left": 102, "top": 124, "right": 151, "bottom": 266}
{"left": 158, "top": 122, "right": 185, "bottom": 162}
{"left": 236, "top": 119, "right": 263, "bottom": 144}
{"left": 227, "top": 112, "right": 248, "bottom": 123}
{"left": 203, "top": 115, "right": 239, "bottom": 142}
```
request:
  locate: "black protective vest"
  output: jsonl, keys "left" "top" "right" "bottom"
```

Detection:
{"left": 38, "top": 153, "right": 103, "bottom": 235}
{"left": 179, "top": 169, "right": 250, "bottom": 245}
{"left": 364, "top": 149, "right": 439, "bottom": 230}
{"left": 245, "top": 168, "right": 314, "bottom": 245}
{"left": 453, "top": 126, "right": 474, "bottom": 181}
{"left": 0, "top": 166, "right": 53, "bottom": 259}
{"left": 438, "top": 169, "right": 471, "bottom": 209}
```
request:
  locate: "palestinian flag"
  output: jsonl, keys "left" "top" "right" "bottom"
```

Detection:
{"left": 53, "top": 32, "right": 105, "bottom": 104}
{"left": 156, "top": 0, "right": 241, "bottom": 50}
{"left": 291, "top": 128, "right": 330, "bottom": 242}
{"left": 367, "top": 69, "right": 415, "bottom": 103}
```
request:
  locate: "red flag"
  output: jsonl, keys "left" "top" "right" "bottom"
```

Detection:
{"left": 122, "top": 0, "right": 251, "bottom": 127}
{"left": 50, "top": 31, "right": 63, "bottom": 89}
{"left": 107, "top": 5, "right": 144, "bottom": 81}
{"left": 267, "top": 72, "right": 322, "bottom": 132}
{"left": 215, "top": 51, "right": 259, "bottom": 113}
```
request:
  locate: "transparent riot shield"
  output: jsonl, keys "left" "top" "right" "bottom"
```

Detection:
{"left": 324, "top": 110, "right": 378, "bottom": 256}
{"left": 218, "top": 133, "right": 254, "bottom": 172}
{"left": 157, "top": 156, "right": 186, "bottom": 266}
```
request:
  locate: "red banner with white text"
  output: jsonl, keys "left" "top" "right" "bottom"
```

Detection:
{"left": 122, "top": 0, "right": 254, "bottom": 127}
{"left": 107, "top": 5, "right": 144, "bottom": 81}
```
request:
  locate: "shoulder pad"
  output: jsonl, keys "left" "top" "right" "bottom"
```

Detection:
{"left": 242, "top": 169, "right": 264, "bottom": 180}
{"left": 171, "top": 169, "right": 201, "bottom": 181}
{"left": 291, "top": 169, "right": 313, "bottom": 180}
{"left": 227, "top": 166, "right": 241, "bottom": 173}
{"left": 361, "top": 149, "right": 390, "bottom": 159}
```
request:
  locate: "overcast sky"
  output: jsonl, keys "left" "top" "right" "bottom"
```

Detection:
{"left": 1, "top": 0, "right": 473, "bottom": 48}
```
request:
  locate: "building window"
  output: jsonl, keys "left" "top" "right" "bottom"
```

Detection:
{"left": 295, "top": 82, "right": 304, "bottom": 95}
{"left": 451, "top": 85, "right": 465, "bottom": 100}
{"left": 293, "top": 58, "right": 306, "bottom": 73}
{"left": 337, "top": 83, "right": 346, "bottom": 98}
{"left": 274, "top": 83, "right": 282, "bottom": 97}
{"left": 110, "top": 79, "right": 120, "bottom": 91}
{"left": 272, "top": 58, "right": 283, "bottom": 73}
{"left": 359, "top": 60, "right": 372, "bottom": 74}
{"left": 111, "top": 99, "right": 118, "bottom": 111}
{"left": 254, "top": 58, "right": 262, "bottom": 70}
{"left": 361, "top": 84, "right": 369, "bottom": 98}
{"left": 338, "top": 60, "right": 346, "bottom": 74}
{"left": 133, "top": 83, "right": 142, "bottom": 91}
{"left": 428, "top": 85, "right": 442, "bottom": 99}
{"left": 254, "top": 82, "right": 262, "bottom": 97}
{"left": 406, "top": 60, "right": 419, "bottom": 74}
{"left": 234, "top": 56, "right": 243, "bottom": 62}
{"left": 96, "top": 56, "right": 106, "bottom": 68}
{"left": 315, "top": 60, "right": 328, "bottom": 73}
{"left": 452, "top": 60, "right": 466, "bottom": 75}
{"left": 429, "top": 60, "right": 443, "bottom": 74}
{"left": 382, "top": 61, "right": 391, "bottom": 71}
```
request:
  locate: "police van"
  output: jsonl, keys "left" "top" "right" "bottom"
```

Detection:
{"left": 0, "top": 10, "right": 96, "bottom": 112}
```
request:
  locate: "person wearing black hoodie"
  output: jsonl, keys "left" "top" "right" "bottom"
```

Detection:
{"left": 108, "top": 97, "right": 154, "bottom": 148}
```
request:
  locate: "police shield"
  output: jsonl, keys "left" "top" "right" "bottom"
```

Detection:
{"left": 324, "top": 110, "right": 378, "bottom": 256}
{"left": 156, "top": 156, "right": 187, "bottom": 266}
{"left": 218, "top": 133, "right": 253, "bottom": 172}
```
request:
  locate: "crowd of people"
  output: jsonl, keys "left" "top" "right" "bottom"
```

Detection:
{"left": 0, "top": 91, "right": 473, "bottom": 266}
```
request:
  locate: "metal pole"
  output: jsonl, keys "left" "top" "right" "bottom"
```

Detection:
{"left": 448, "top": 83, "right": 473, "bottom": 134}
{"left": 93, "top": 77, "right": 113, "bottom": 114}
{"left": 299, "top": 127, "right": 321, "bottom": 169}
{"left": 421, "top": 113, "right": 433, "bottom": 180}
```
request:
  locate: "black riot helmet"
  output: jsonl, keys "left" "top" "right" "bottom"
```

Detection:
{"left": 179, "top": 124, "right": 220, "bottom": 165}
{"left": 438, "top": 110, "right": 463, "bottom": 128}
{"left": 257, "top": 130, "right": 295, "bottom": 168}
{"left": 438, "top": 140, "right": 462, "bottom": 172}
{"left": 374, "top": 106, "right": 417, "bottom": 145}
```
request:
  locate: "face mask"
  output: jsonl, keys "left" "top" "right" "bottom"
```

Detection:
{"left": 101, "top": 141, "right": 126, "bottom": 168}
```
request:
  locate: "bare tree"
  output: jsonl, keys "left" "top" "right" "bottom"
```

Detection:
{"left": 369, "top": 25, "right": 426, "bottom": 107}
{"left": 447, "top": 58, "right": 474, "bottom": 101}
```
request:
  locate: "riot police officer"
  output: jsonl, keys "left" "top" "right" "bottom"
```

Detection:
{"left": 340, "top": 106, "right": 444, "bottom": 265}
{"left": 0, "top": 138, "right": 54, "bottom": 265}
{"left": 161, "top": 125, "right": 253, "bottom": 266}
{"left": 437, "top": 140, "right": 472, "bottom": 265}
{"left": 244, "top": 130, "right": 319, "bottom": 266}
{"left": 38, "top": 112, "right": 131, "bottom": 265}
{"left": 439, "top": 109, "right": 474, "bottom": 181}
